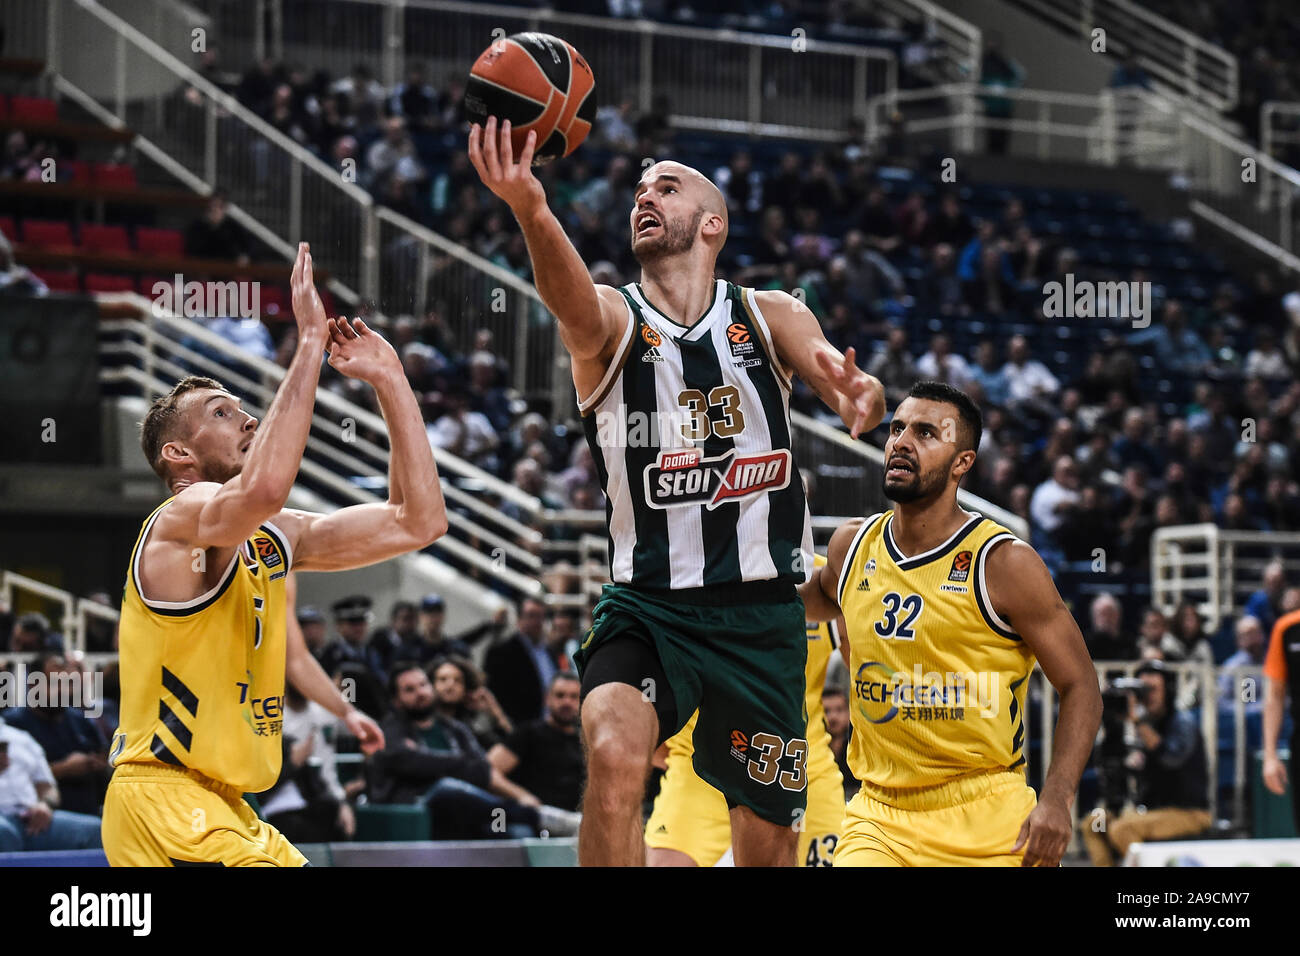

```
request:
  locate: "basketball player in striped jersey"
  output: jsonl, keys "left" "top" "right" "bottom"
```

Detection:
{"left": 800, "top": 382, "right": 1101, "bottom": 866}
{"left": 101, "top": 244, "right": 448, "bottom": 866}
{"left": 470, "top": 118, "right": 884, "bottom": 866}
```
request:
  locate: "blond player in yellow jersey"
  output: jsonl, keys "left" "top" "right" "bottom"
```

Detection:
{"left": 101, "top": 243, "right": 449, "bottom": 866}
{"left": 645, "top": 555, "right": 845, "bottom": 867}
{"left": 800, "top": 381, "right": 1101, "bottom": 867}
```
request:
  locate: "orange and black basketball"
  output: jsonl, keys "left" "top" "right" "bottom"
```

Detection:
{"left": 463, "top": 32, "right": 596, "bottom": 165}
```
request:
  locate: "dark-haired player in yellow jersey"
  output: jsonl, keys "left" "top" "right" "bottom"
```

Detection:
{"left": 801, "top": 381, "right": 1101, "bottom": 867}
{"left": 101, "top": 243, "right": 449, "bottom": 866}
{"left": 645, "top": 555, "right": 846, "bottom": 867}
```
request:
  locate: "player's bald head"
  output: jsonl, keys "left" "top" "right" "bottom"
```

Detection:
{"left": 638, "top": 161, "right": 728, "bottom": 247}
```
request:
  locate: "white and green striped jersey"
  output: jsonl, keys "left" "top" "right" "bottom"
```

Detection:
{"left": 578, "top": 279, "right": 814, "bottom": 590}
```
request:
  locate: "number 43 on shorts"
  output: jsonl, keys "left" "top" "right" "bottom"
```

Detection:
{"left": 746, "top": 732, "right": 807, "bottom": 791}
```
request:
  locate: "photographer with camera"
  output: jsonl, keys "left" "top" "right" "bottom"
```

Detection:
{"left": 1081, "top": 661, "right": 1212, "bottom": 866}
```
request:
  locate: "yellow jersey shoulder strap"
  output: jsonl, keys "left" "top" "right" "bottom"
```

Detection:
{"left": 972, "top": 526, "right": 1021, "bottom": 641}
{"left": 835, "top": 511, "right": 887, "bottom": 609}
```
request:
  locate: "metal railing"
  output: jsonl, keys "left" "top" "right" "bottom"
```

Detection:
{"left": 1, "top": 572, "right": 120, "bottom": 657}
{"left": 1151, "top": 525, "right": 1300, "bottom": 632}
{"left": 1262, "top": 101, "right": 1300, "bottom": 166}
{"left": 191, "top": 0, "right": 897, "bottom": 140}
{"left": 1002, "top": 0, "right": 1237, "bottom": 112}
{"left": 874, "top": 0, "right": 982, "bottom": 83}
{"left": 97, "top": 294, "right": 547, "bottom": 601}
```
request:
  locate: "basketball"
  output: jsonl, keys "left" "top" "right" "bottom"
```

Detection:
{"left": 463, "top": 32, "right": 596, "bottom": 165}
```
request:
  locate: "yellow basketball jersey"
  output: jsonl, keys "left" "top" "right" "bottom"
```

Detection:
{"left": 837, "top": 510, "right": 1034, "bottom": 791}
{"left": 665, "top": 554, "right": 842, "bottom": 789}
{"left": 111, "top": 498, "right": 292, "bottom": 793}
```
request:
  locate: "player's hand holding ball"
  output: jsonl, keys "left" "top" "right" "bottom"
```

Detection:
{"left": 469, "top": 117, "right": 546, "bottom": 218}
{"left": 326, "top": 316, "right": 402, "bottom": 386}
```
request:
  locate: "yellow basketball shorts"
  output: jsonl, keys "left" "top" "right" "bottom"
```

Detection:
{"left": 646, "top": 751, "right": 845, "bottom": 867}
{"left": 835, "top": 769, "right": 1036, "bottom": 867}
{"left": 102, "top": 763, "right": 307, "bottom": 867}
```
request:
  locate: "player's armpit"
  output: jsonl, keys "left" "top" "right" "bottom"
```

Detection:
{"left": 273, "top": 504, "right": 445, "bottom": 573}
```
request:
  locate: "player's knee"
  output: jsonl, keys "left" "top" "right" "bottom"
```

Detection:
{"left": 585, "top": 727, "right": 652, "bottom": 786}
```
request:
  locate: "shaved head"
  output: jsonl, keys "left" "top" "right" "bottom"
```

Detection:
{"left": 633, "top": 161, "right": 729, "bottom": 256}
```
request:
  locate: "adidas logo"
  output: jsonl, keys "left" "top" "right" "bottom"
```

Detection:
{"left": 654, "top": 825, "right": 667, "bottom": 834}
{"left": 856, "top": 577, "right": 871, "bottom": 591}
{"left": 642, "top": 346, "right": 664, "bottom": 363}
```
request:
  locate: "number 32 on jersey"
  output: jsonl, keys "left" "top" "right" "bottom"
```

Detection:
{"left": 874, "top": 591, "right": 924, "bottom": 641}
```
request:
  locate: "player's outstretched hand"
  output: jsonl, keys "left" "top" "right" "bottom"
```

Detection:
{"left": 326, "top": 316, "right": 401, "bottom": 386}
{"left": 290, "top": 242, "right": 329, "bottom": 341}
{"left": 343, "top": 708, "right": 385, "bottom": 756}
{"left": 468, "top": 116, "right": 545, "bottom": 217}
{"left": 1012, "top": 800, "right": 1071, "bottom": 867}
{"left": 814, "top": 346, "right": 885, "bottom": 440}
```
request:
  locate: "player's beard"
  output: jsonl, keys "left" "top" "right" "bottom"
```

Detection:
{"left": 881, "top": 456, "right": 950, "bottom": 503}
{"left": 632, "top": 208, "right": 702, "bottom": 264}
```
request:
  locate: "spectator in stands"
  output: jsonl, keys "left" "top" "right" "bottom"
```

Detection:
{"left": 318, "top": 596, "right": 385, "bottom": 684}
{"left": 593, "top": 94, "right": 637, "bottom": 151}
{"left": 547, "top": 607, "right": 582, "bottom": 674}
{"left": 1244, "top": 559, "right": 1287, "bottom": 638}
{"left": 185, "top": 190, "right": 251, "bottom": 262}
{"left": 261, "top": 683, "right": 354, "bottom": 842}
{"left": 3, "top": 650, "right": 109, "bottom": 816}
{"left": 915, "top": 333, "right": 975, "bottom": 390}
{"left": 0, "top": 232, "right": 47, "bottom": 296}
{"left": 978, "top": 34, "right": 1025, "bottom": 155}
{"left": 485, "top": 596, "right": 553, "bottom": 726}
{"left": 368, "top": 600, "right": 419, "bottom": 681}
{"left": 427, "top": 388, "right": 500, "bottom": 474}
{"left": 1128, "top": 299, "right": 1212, "bottom": 375}
{"left": 331, "top": 63, "right": 386, "bottom": 119}
{"left": 1245, "top": 328, "right": 1291, "bottom": 382}
{"left": 430, "top": 656, "right": 512, "bottom": 751}
{"left": 1029, "top": 455, "right": 1081, "bottom": 555}
{"left": 1109, "top": 52, "right": 1154, "bottom": 90}
{"left": 236, "top": 55, "right": 280, "bottom": 115}
{"left": 1219, "top": 615, "right": 1269, "bottom": 705}
{"left": 0, "top": 716, "right": 102, "bottom": 853}
{"left": 1081, "top": 662, "right": 1211, "bottom": 866}
{"left": 389, "top": 62, "right": 437, "bottom": 128}
{"left": 967, "top": 339, "right": 1009, "bottom": 407}
{"left": 715, "top": 150, "right": 764, "bottom": 217}
{"left": 921, "top": 192, "right": 975, "bottom": 248}
{"left": 822, "top": 688, "right": 858, "bottom": 801}
{"left": 963, "top": 242, "right": 1018, "bottom": 314}
{"left": 858, "top": 186, "right": 900, "bottom": 253}
{"left": 1171, "top": 600, "right": 1215, "bottom": 668}
{"left": 1110, "top": 408, "right": 1163, "bottom": 478}
{"left": 1084, "top": 593, "right": 1135, "bottom": 662}
{"left": 365, "top": 117, "right": 415, "bottom": 191}
{"left": 487, "top": 673, "right": 585, "bottom": 813}
{"left": 914, "top": 242, "right": 964, "bottom": 318}
{"left": 8, "top": 613, "right": 58, "bottom": 654}
{"left": 467, "top": 350, "right": 514, "bottom": 435}
{"left": 866, "top": 326, "right": 919, "bottom": 407}
{"left": 371, "top": 663, "right": 578, "bottom": 839}
{"left": 1136, "top": 607, "right": 1185, "bottom": 661}
{"left": 1002, "top": 333, "right": 1061, "bottom": 418}
{"left": 298, "top": 604, "right": 328, "bottom": 658}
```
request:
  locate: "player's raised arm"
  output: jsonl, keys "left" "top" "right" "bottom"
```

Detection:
{"left": 160, "top": 242, "right": 330, "bottom": 548}
{"left": 985, "top": 538, "right": 1102, "bottom": 867}
{"left": 754, "top": 290, "right": 885, "bottom": 439}
{"left": 276, "top": 317, "right": 448, "bottom": 572}
{"left": 468, "top": 117, "right": 624, "bottom": 362}
{"left": 799, "top": 517, "right": 865, "bottom": 622}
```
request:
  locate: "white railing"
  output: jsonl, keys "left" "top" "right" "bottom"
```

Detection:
{"left": 202, "top": 0, "right": 897, "bottom": 139}
{"left": 1151, "top": 525, "right": 1300, "bottom": 632}
{"left": 875, "top": 0, "right": 982, "bottom": 82}
{"left": 1, "top": 572, "right": 120, "bottom": 657}
{"left": 97, "top": 294, "right": 546, "bottom": 600}
{"left": 1262, "top": 101, "right": 1300, "bottom": 165}
{"left": 1002, "top": 0, "right": 1237, "bottom": 112}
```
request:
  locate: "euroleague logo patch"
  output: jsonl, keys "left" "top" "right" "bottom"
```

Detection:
{"left": 947, "top": 549, "right": 972, "bottom": 583}
{"left": 644, "top": 447, "right": 791, "bottom": 510}
{"left": 253, "top": 535, "right": 283, "bottom": 569}
{"left": 729, "top": 729, "right": 749, "bottom": 764}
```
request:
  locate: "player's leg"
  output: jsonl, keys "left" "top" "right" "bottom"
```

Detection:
{"left": 730, "top": 805, "right": 797, "bottom": 866}
{"left": 644, "top": 718, "right": 733, "bottom": 867}
{"left": 797, "top": 765, "right": 846, "bottom": 867}
{"left": 578, "top": 633, "right": 679, "bottom": 866}
{"left": 689, "top": 596, "right": 808, "bottom": 867}
{"left": 647, "top": 848, "right": 698, "bottom": 866}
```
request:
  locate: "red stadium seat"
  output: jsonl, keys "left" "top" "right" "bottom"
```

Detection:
{"left": 79, "top": 223, "right": 131, "bottom": 253}
{"left": 134, "top": 227, "right": 185, "bottom": 257}
{"left": 91, "top": 163, "right": 138, "bottom": 189}
{"left": 137, "top": 275, "right": 172, "bottom": 297}
{"left": 0, "top": 217, "right": 15, "bottom": 242}
{"left": 64, "top": 160, "right": 92, "bottom": 184}
{"left": 21, "top": 219, "right": 75, "bottom": 249}
{"left": 9, "top": 96, "right": 58, "bottom": 124}
{"left": 257, "top": 285, "right": 287, "bottom": 318}
{"left": 0, "top": 96, "right": 8, "bottom": 120}
{"left": 32, "top": 270, "right": 81, "bottom": 293}
{"left": 83, "top": 273, "right": 136, "bottom": 293}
